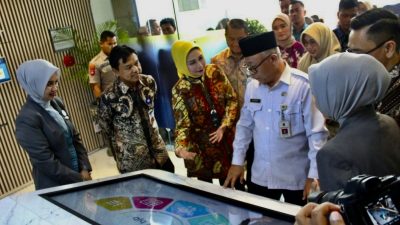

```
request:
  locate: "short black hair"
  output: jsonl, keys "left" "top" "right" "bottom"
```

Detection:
{"left": 290, "top": 0, "right": 304, "bottom": 7}
{"left": 108, "top": 45, "right": 137, "bottom": 70}
{"left": 351, "top": 8, "right": 397, "bottom": 30}
{"left": 338, "top": 0, "right": 358, "bottom": 11}
{"left": 225, "top": 18, "right": 249, "bottom": 35}
{"left": 311, "top": 15, "right": 321, "bottom": 22}
{"left": 351, "top": 9, "right": 400, "bottom": 52}
{"left": 160, "top": 18, "right": 176, "bottom": 29}
{"left": 216, "top": 18, "right": 230, "bottom": 30}
{"left": 100, "top": 30, "right": 116, "bottom": 42}
{"left": 368, "top": 19, "right": 400, "bottom": 52}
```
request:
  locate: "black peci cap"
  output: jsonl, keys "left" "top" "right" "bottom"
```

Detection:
{"left": 239, "top": 31, "right": 277, "bottom": 57}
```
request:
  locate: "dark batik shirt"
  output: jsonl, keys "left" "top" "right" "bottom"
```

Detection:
{"left": 377, "top": 66, "right": 400, "bottom": 127}
{"left": 98, "top": 75, "right": 168, "bottom": 173}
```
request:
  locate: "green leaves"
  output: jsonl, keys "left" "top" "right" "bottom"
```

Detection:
{"left": 62, "top": 20, "right": 129, "bottom": 85}
{"left": 245, "top": 18, "right": 267, "bottom": 35}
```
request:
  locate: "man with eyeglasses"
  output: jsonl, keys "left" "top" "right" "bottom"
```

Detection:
{"left": 212, "top": 18, "right": 253, "bottom": 190}
{"left": 223, "top": 31, "right": 328, "bottom": 206}
{"left": 348, "top": 8, "right": 400, "bottom": 126}
{"left": 212, "top": 19, "right": 249, "bottom": 115}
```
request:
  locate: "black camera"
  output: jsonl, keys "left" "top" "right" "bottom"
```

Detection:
{"left": 309, "top": 174, "right": 400, "bottom": 225}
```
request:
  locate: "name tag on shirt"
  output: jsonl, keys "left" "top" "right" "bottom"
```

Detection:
{"left": 250, "top": 98, "right": 261, "bottom": 103}
{"left": 279, "top": 120, "right": 291, "bottom": 138}
{"left": 279, "top": 104, "right": 291, "bottom": 138}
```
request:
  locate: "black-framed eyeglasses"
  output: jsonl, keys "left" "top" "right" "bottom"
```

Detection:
{"left": 346, "top": 37, "right": 393, "bottom": 54}
{"left": 240, "top": 54, "right": 271, "bottom": 77}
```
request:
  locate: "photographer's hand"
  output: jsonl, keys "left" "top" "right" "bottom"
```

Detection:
{"left": 311, "top": 203, "right": 342, "bottom": 225}
{"left": 329, "top": 211, "right": 346, "bottom": 225}
{"left": 295, "top": 202, "right": 343, "bottom": 225}
{"left": 295, "top": 202, "right": 317, "bottom": 225}
{"left": 209, "top": 124, "right": 226, "bottom": 144}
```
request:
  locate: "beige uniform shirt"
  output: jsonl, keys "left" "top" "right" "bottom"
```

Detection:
{"left": 88, "top": 51, "right": 115, "bottom": 91}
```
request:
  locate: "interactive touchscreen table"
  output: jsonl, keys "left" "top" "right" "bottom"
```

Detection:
{"left": 0, "top": 170, "right": 300, "bottom": 225}
{"left": 40, "top": 171, "right": 296, "bottom": 225}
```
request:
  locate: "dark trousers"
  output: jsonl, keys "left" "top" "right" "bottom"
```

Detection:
{"left": 247, "top": 181, "right": 306, "bottom": 206}
{"left": 245, "top": 141, "right": 254, "bottom": 184}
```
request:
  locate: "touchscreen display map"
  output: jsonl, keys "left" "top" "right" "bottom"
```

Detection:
{"left": 43, "top": 175, "right": 293, "bottom": 225}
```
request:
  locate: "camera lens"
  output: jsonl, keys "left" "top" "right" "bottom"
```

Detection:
{"left": 308, "top": 190, "right": 343, "bottom": 204}
{"left": 308, "top": 191, "right": 327, "bottom": 204}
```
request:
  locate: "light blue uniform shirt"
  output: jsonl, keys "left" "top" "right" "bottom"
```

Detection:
{"left": 232, "top": 63, "right": 327, "bottom": 190}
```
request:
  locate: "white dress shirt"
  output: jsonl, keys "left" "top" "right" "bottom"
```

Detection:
{"left": 232, "top": 63, "right": 327, "bottom": 190}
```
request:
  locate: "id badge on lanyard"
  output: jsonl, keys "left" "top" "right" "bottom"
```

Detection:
{"left": 279, "top": 104, "right": 291, "bottom": 138}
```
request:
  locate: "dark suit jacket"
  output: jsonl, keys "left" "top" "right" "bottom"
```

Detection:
{"left": 318, "top": 107, "right": 400, "bottom": 192}
{"left": 15, "top": 96, "right": 92, "bottom": 190}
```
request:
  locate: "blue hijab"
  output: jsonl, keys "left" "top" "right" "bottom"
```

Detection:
{"left": 16, "top": 59, "right": 60, "bottom": 106}
{"left": 309, "top": 53, "right": 390, "bottom": 125}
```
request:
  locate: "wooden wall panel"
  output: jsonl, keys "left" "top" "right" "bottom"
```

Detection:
{"left": 0, "top": 0, "right": 105, "bottom": 197}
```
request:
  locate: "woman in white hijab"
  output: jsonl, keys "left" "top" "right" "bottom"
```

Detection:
{"left": 309, "top": 53, "right": 400, "bottom": 192}
{"left": 15, "top": 59, "right": 92, "bottom": 190}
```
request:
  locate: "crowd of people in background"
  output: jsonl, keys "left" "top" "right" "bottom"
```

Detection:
{"left": 14, "top": 0, "right": 400, "bottom": 224}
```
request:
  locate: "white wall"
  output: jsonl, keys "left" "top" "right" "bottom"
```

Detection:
{"left": 90, "top": 0, "right": 115, "bottom": 27}
{"left": 175, "top": 0, "right": 400, "bottom": 34}
{"left": 167, "top": 0, "right": 400, "bottom": 38}
{"left": 92, "top": 0, "right": 398, "bottom": 38}
{"left": 135, "top": 0, "right": 175, "bottom": 26}
{"left": 304, "top": 0, "right": 400, "bottom": 29}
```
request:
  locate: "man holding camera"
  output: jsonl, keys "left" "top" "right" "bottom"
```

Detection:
{"left": 296, "top": 174, "right": 400, "bottom": 225}
{"left": 223, "top": 31, "right": 328, "bottom": 206}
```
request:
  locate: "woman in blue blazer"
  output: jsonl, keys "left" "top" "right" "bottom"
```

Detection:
{"left": 15, "top": 59, "right": 92, "bottom": 190}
